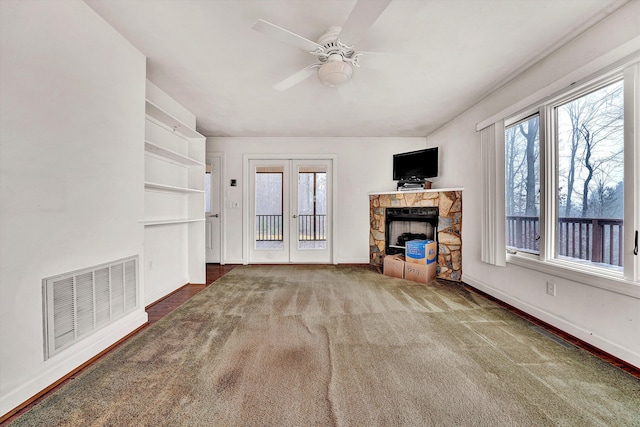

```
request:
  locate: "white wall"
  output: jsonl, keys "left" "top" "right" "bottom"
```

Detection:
{"left": 426, "top": 1, "right": 640, "bottom": 367}
{"left": 0, "top": 1, "right": 147, "bottom": 416}
{"left": 207, "top": 137, "right": 427, "bottom": 264}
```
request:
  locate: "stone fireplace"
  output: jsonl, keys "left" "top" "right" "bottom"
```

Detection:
{"left": 370, "top": 189, "right": 463, "bottom": 281}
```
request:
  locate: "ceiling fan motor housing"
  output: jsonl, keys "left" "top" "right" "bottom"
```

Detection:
{"left": 317, "top": 27, "right": 355, "bottom": 86}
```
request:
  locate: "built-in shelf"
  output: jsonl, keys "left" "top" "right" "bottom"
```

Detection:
{"left": 143, "top": 80, "right": 206, "bottom": 291}
{"left": 140, "top": 218, "right": 205, "bottom": 226}
{"left": 145, "top": 101, "right": 203, "bottom": 139}
{"left": 144, "top": 181, "right": 204, "bottom": 194}
{"left": 144, "top": 141, "right": 204, "bottom": 166}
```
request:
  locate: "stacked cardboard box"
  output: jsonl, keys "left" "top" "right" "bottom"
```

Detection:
{"left": 404, "top": 239, "right": 437, "bottom": 284}
{"left": 383, "top": 254, "right": 405, "bottom": 278}
{"left": 383, "top": 239, "right": 437, "bottom": 284}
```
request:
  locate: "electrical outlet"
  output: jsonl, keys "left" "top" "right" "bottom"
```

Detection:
{"left": 546, "top": 281, "right": 556, "bottom": 296}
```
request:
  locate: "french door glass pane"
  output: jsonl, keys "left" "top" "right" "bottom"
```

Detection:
{"left": 297, "top": 169, "right": 327, "bottom": 250}
{"left": 505, "top": 115, "right": 540, "bottom": 254}
{"left": 555, "top": 80, "right": 624, "bottom": 269}
{"left": 255, "top": 172, "right": 283, "bottom": 250}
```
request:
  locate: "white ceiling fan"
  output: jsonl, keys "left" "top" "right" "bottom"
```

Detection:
{"left": 252, "top": 0, "right": 392, "bottom": 91}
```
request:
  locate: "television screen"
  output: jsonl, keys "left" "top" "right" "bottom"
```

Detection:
{"left": 393, "top": 147, "right": 438, "bottom": 181}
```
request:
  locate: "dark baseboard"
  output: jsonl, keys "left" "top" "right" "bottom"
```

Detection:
{"left": 0, "top": 323, "right": 149, "bottom": 425}
{"left": 462, "top": 282, "right": 640, "bottom": 379}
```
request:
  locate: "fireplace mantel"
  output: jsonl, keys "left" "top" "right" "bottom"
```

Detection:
{"left": 369, "top": 187, "right": 464, "bottom": 196}
{"left": 369, "top": 188, "right": 463, "bottom": 281}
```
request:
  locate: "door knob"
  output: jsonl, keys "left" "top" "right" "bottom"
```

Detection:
{"left": 292, "top": 214, "right": 298, "bottom": 218}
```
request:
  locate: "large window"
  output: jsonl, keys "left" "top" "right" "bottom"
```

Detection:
{"left": 555, "top": 80, "right": 624, "bottom": 268}
{"left": 500, "top": 63, "right": 638, "bottom": 286}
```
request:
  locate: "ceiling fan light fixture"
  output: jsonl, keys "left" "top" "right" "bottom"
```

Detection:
{"left": 318, "top": 55, "right": 353, "bottom": 87}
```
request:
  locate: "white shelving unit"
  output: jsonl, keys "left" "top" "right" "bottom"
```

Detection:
{"left": 143, "top": 81, "right": 206, "bottom": 303}
{"left": 144, "top": 181, "right": 205, "bottom": 194}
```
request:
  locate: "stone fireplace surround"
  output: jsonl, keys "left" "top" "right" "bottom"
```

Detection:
{"left": 370, "top": 189, "right": 463, "bottom": 281}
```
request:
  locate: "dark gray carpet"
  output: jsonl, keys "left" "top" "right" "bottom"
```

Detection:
{"left": 10, "top": 265, "right": 640, "bottom": 426}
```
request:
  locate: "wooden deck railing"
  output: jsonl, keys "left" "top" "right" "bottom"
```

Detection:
{"left": 256, "top": 215, "right": 283, "bottom": 241}
{"left": 298, "top": 214, "right": 326, "bottom": 241}
{"left": 256, "top": 214, "right": 326, "bottom": 241}
{"left": 506, "top": 215, "right": 623, "bottom": 266}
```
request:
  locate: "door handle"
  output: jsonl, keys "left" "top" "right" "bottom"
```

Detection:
{"left": 208, "top": 214, "right": 219, "bottom": 218}
{"left": 292, "top": 214, "right": 298, "bottom": 218}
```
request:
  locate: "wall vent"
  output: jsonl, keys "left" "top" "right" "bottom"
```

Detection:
{"left": 43, "top": 256, "right": 138, "bottom": 359}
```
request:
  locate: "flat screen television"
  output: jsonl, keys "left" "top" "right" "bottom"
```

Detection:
{"left": 393, "top": 147, "right": 438, "bottom": 181}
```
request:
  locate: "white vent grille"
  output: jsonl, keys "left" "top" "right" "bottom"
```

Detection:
{"left": 43, "top": 256, "right": 138, "bottom": 359}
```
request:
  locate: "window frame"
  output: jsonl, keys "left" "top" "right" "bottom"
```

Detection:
{"left": 503, "top": 62, "right": 639, "bottom": 298}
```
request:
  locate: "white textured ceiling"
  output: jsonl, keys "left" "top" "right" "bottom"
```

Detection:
{"left": 86, "top": 0, "right": 626, "bottom": 137}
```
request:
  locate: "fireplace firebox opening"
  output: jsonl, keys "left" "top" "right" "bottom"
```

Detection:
{"left": 385, "top": 207, "right": 438, "bottom": 256}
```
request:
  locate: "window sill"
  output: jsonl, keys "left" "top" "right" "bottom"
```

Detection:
{"left": 506, "top": 253, "right": 640, "bottom": 299}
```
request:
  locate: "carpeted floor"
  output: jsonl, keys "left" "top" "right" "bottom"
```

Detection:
{"left": 9, "top": 265, "right": 640, "bottom": 426}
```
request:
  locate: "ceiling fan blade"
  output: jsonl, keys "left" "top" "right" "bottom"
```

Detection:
{"left": 252, "top": 19, "right": 323, "bottom": 52}
{"left": 273, "top": 65, "right": 320, "bottom": 91}
{"left": 338, "top": 0, "right": 392, "bottom": 46}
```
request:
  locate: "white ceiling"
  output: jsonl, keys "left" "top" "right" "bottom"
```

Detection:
{"left": 85, "top": 0, "right": 627, "bottom": 138}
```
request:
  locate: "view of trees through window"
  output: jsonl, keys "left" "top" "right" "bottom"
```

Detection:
{"left": 556, "top": 80, "right": 624, "bottom": 267}
{"left": 505, "top": 79, "right": 625, "bottom": 269}
{"left": 505, "top": 115, "right": 540, "bottom": 254}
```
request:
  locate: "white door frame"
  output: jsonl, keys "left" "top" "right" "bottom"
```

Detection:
{"left": 206, "top": 152, "right": 225, "bottom": 264}
{"left": 243, "top": 153, "right": 338, "bottom": 265}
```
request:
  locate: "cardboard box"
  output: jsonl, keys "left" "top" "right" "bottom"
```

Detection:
{"left": 405, "top": 262, "right": 437, "bottom": 284}
{"left": 405, "top": 240, "right": 437, "bottom": 265}
{"left": 383, "top": 254, "right": 405, "bottom": 279}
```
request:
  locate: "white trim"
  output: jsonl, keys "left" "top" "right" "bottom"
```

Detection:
{"left": 623, "top": 64, "right": 639, "bottom": 282}
{"left": 464, "top": 273, "right": 640, "bottom": 368}
{"left": 506, "top": 253, "right": 640, "bottom": 299}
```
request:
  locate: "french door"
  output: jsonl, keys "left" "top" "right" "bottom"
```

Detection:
{"left": 248, "top": 158, "right": 332, "bottom": 263}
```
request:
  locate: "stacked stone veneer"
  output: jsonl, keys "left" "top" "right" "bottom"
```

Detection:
{"left": 370, "top": 190, "right": 463, "bottom": 281}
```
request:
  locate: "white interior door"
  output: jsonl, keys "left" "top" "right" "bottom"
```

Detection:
{"left": 205, "top": 155, "right": 221, "bottom": 263}
{"left": 248, "top": 158, "right": 332, "bottom": 264}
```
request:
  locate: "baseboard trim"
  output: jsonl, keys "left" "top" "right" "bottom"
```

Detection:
{"left": 463, "top": 274, "right": 640, "bottom": 376}
{"left": 0, "top": 321, "right": 149, "bottom": 424}
{"left": 145, "top": 282, "right": 191, "bottom": 309}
